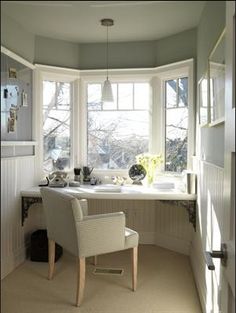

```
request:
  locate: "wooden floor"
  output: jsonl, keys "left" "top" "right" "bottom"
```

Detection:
{"left": 1, "top": 245, "right": 202, "bottom": 313}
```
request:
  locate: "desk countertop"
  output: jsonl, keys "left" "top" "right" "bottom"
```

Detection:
{"left": 21, "top": 185, "right": 196, "bottom": 201}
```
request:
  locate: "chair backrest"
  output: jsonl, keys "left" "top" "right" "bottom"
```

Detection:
{"left": 40, "top": 187, "right": 84, "bottom": 256}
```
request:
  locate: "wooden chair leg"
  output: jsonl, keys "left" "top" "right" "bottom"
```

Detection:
{"left": 132, "top": 246, "right": 138, "bottom": 291}
{"left": 93, "top": 255, "right": 98, "bottom": 266}
{"left": 76, "top": 257, "right": 86, "bottom": 307}
{"left": 48, "top": 239, "right": 55, "bottom": 280}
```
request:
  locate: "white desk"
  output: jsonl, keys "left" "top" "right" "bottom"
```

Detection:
{"left": 21, "top": 185, "right": 196, "bottom": 229}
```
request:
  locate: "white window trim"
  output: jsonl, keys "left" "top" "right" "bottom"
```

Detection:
{"left": 34, "top": 59, "right": 194, "bottom": 180}
{"left": 79, "top": 59, "right": 194, "bottom": 175}
{"left": 1, "top": 46, "right": 35, "bottom": 70}
{"left": 34, "top": 64, "right": 80, "bottom": 180}
{"left": 154, "top": 61, "right": 194, "bottom": 171}
{"left": 79, "top": 73, "right": 153, "bottom": 174}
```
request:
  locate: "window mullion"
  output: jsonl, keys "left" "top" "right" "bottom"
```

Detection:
{"left": 133, "top": 83, "right": 135, "bottom": 110}
{"left": 117, "top": 83, "right": 119, "bottom": 110}
{"left": 176, "top": 78, "right": 179, "bottom": 108}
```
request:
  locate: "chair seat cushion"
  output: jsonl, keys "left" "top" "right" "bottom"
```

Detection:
{"left": 124, "top": 227, "right": 139, "bottom": 249}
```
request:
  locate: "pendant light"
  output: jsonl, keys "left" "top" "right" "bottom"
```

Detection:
{"left": 101, "top": 18, "right": 114, "bottom": 102}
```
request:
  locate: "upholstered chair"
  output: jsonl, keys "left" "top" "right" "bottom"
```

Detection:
{"left": 40, "top": 187, "right": 139, "bottom": 307}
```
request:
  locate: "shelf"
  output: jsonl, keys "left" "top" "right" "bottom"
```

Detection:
{"left": 209, "top": 117, "right": 225, "bottom": 127}
{"left": 1, "top": 141, "right": 38, "bottom": 146}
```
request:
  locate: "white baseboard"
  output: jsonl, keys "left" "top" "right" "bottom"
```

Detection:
{"left": 1, "top": 247, "right": 26, "bottom": 280}
{"left": 155, "top": 233, "right": 190, "bottom": 255}
{"left": 190, "top": 239, "right": 207, "bottom": 313}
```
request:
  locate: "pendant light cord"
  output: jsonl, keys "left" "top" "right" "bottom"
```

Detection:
{"left": 106, "top": 25, "right": 109, "bottom": 80}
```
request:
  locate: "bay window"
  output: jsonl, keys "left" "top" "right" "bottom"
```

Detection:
{"left": 37, "top": 59, "right": 193, "bottom": 178}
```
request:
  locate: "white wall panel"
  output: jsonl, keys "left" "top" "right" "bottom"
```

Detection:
{"left": 1, "top": 156, "right": 36, "bottom": 279}
{"left": 88, "top": 199, "right": 193, "bottom": 252}
{"left": 88, "top": 199, "right": 157, "bottom": 244}
{"left": 155, "top": 200, "right": 193, "bottom": 255}
{"left": 190, "top": 160, "right": 224, "bottom": 313}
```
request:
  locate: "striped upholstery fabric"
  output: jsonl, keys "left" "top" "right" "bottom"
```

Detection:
{"left": 40, "top": 187, "right": 139, "bottom": 258}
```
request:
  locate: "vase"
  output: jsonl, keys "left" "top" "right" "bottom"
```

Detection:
{"left": 143, "top": 174, "right": 153, "bottom": 187}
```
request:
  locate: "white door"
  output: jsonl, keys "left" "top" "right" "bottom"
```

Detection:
{"left": 221, "top": 1, "right": 235, "bottom": 312}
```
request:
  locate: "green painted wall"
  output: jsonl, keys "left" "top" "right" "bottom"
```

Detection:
{"left": 197, "top": 1, "right": 225, "bottom": 167}
{"left": 34, "top": 36, "right": 80, "bottom": 68}
{"left": 155, "top": 28, "right": 197, "bottom": 67}
{"left": 1, "top": 14, "right": 35, "bottom": 63}
{"left": 34, "top": 28, "right": 196, "bottom": 69}
{"left": 1, "top": 12, "right": 197, "bottom": 70}
{"left": 197, "top": 1, "right": 226, "bottom": 81}
{"left": 78, "top": 41, "right": 156, "bottom": 69}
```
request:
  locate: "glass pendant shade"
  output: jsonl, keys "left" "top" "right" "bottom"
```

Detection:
{"left": 102, "top": 78, "right": 114, "bottom": 102}
{"left": 101, "top": 18, "right": 114, "bottom": 103}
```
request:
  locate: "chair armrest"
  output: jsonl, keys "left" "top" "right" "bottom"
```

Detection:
{"left": 77, "top": 212, "right": 125, "bottom": 258}
{"left": 78, "top": 199, "right": 88, "bottom": 216}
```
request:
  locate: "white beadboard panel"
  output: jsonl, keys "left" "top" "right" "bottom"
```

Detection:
{"left": 155, "top": 200, "right": 193, "bottom": 255}
{"left": 190, "top": 226, "right": 208, "bottom": 313}
{"left": 1, "top": 157, "right": 36, "bottom": 279}
{"left": 88, "top": 199, "right": 193, "bottom": 251}
{"left": 190, "top": 160, "right": 224, "bottom": 313}
{"left": 88, "top": 199, "right": 157, "bottom": 244}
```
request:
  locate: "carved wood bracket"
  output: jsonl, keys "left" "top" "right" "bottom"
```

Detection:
{"left": 21, "top": 196, "right": 42, "bottom": 226}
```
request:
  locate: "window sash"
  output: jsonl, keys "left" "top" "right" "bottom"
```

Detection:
{"left": 86, "top": 82, "right": 150, "bottom": 169}
{"left": 164, "top": 77, "right": 189, "bottom": 172}
{"left": 42, "top": 80, "right": 73, "bottom": 173}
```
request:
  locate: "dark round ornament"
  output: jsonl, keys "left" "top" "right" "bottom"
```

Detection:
{"left": 128, "top": 164, "right": 146, "bottom": 183}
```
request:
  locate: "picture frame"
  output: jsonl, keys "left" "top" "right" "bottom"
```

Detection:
{"left": 21, "top": 90, "right": 28, "bottom": 107}
{"left": 9, "top": 67, "right": 17, "bottom": 79}
{"left": 208, "top": 28, "right": 226, "bottom": 126}
{"left": 198, "top": 71, "right": 209, "bottom": 126}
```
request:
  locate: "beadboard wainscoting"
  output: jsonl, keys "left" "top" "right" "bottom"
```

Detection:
{"left": 88, "top": 199, "right": 193, "bottom": 254}
{"left": 1, "top": 156, "right": 38, "bottom": 279}
{"left": 155, "top": 201, "right": 193, "bottom": 255}
{"left": 190, "top": 160, "right": 224, "bottom": 313}
{"left": 1, "top": 165, "right": 194, "bottom": 279}
{"left": 88, "top": 199, "right": 157, "bottom": 244}
{"left": 22, "top": 198, "right": 194, "bottom": 254}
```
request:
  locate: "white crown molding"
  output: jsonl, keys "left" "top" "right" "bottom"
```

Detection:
{"left": 1, "top": 46, "right": 35, "bottom": 69}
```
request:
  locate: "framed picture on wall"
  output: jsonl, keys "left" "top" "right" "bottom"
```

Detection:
{"left": 21, "top": 90, "right": 28, "bottom": 107}
{"left": 198, "top": 71, "right": 209, "bottom": 126}
{"left": 209, "top": 28, "right": 226, "bottom": 126}
{"left": 9, "top": 67, "right": 17, "bottom": 79}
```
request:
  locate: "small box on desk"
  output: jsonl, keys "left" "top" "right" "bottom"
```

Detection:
{"left": 30, "top": 229, "right": 63, "bottom": 262}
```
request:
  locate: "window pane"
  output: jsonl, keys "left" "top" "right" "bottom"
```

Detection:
{"left": 118, "top": 83, "right": 133, "bottom": 110}
{"left": 200, "top": 78, "right": 208, "bottom": 124}
{"left": 166, "top": 79, "right": 177, "bottom": 108}
{"left": 43, "top": 81, "right": 56, "bottom": 107}
{"left": 88, "top": 111, "right": 149, "bottom": 169}
{"left": 178, "top": 77, "right": 188, "bottom": 107}
{"left": 210, "top": 78, "right": 215, "bottom": 121}
{"left": 165, "top": 107, "right": 188, "bottom": 172}
{"left": 57, "top": 82, "right": 70, "bottom": 107}
{"left": 87, "top": 84, "right": 102, "bottom": 110}
{"left": 103, "top": 84, "right": 117, "bottom": 110}
{"left": 134, "top": 83, "right": 149, "bottom": 109}
{"left": 43, "top": 80, "right": 71, "bottom": 172}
